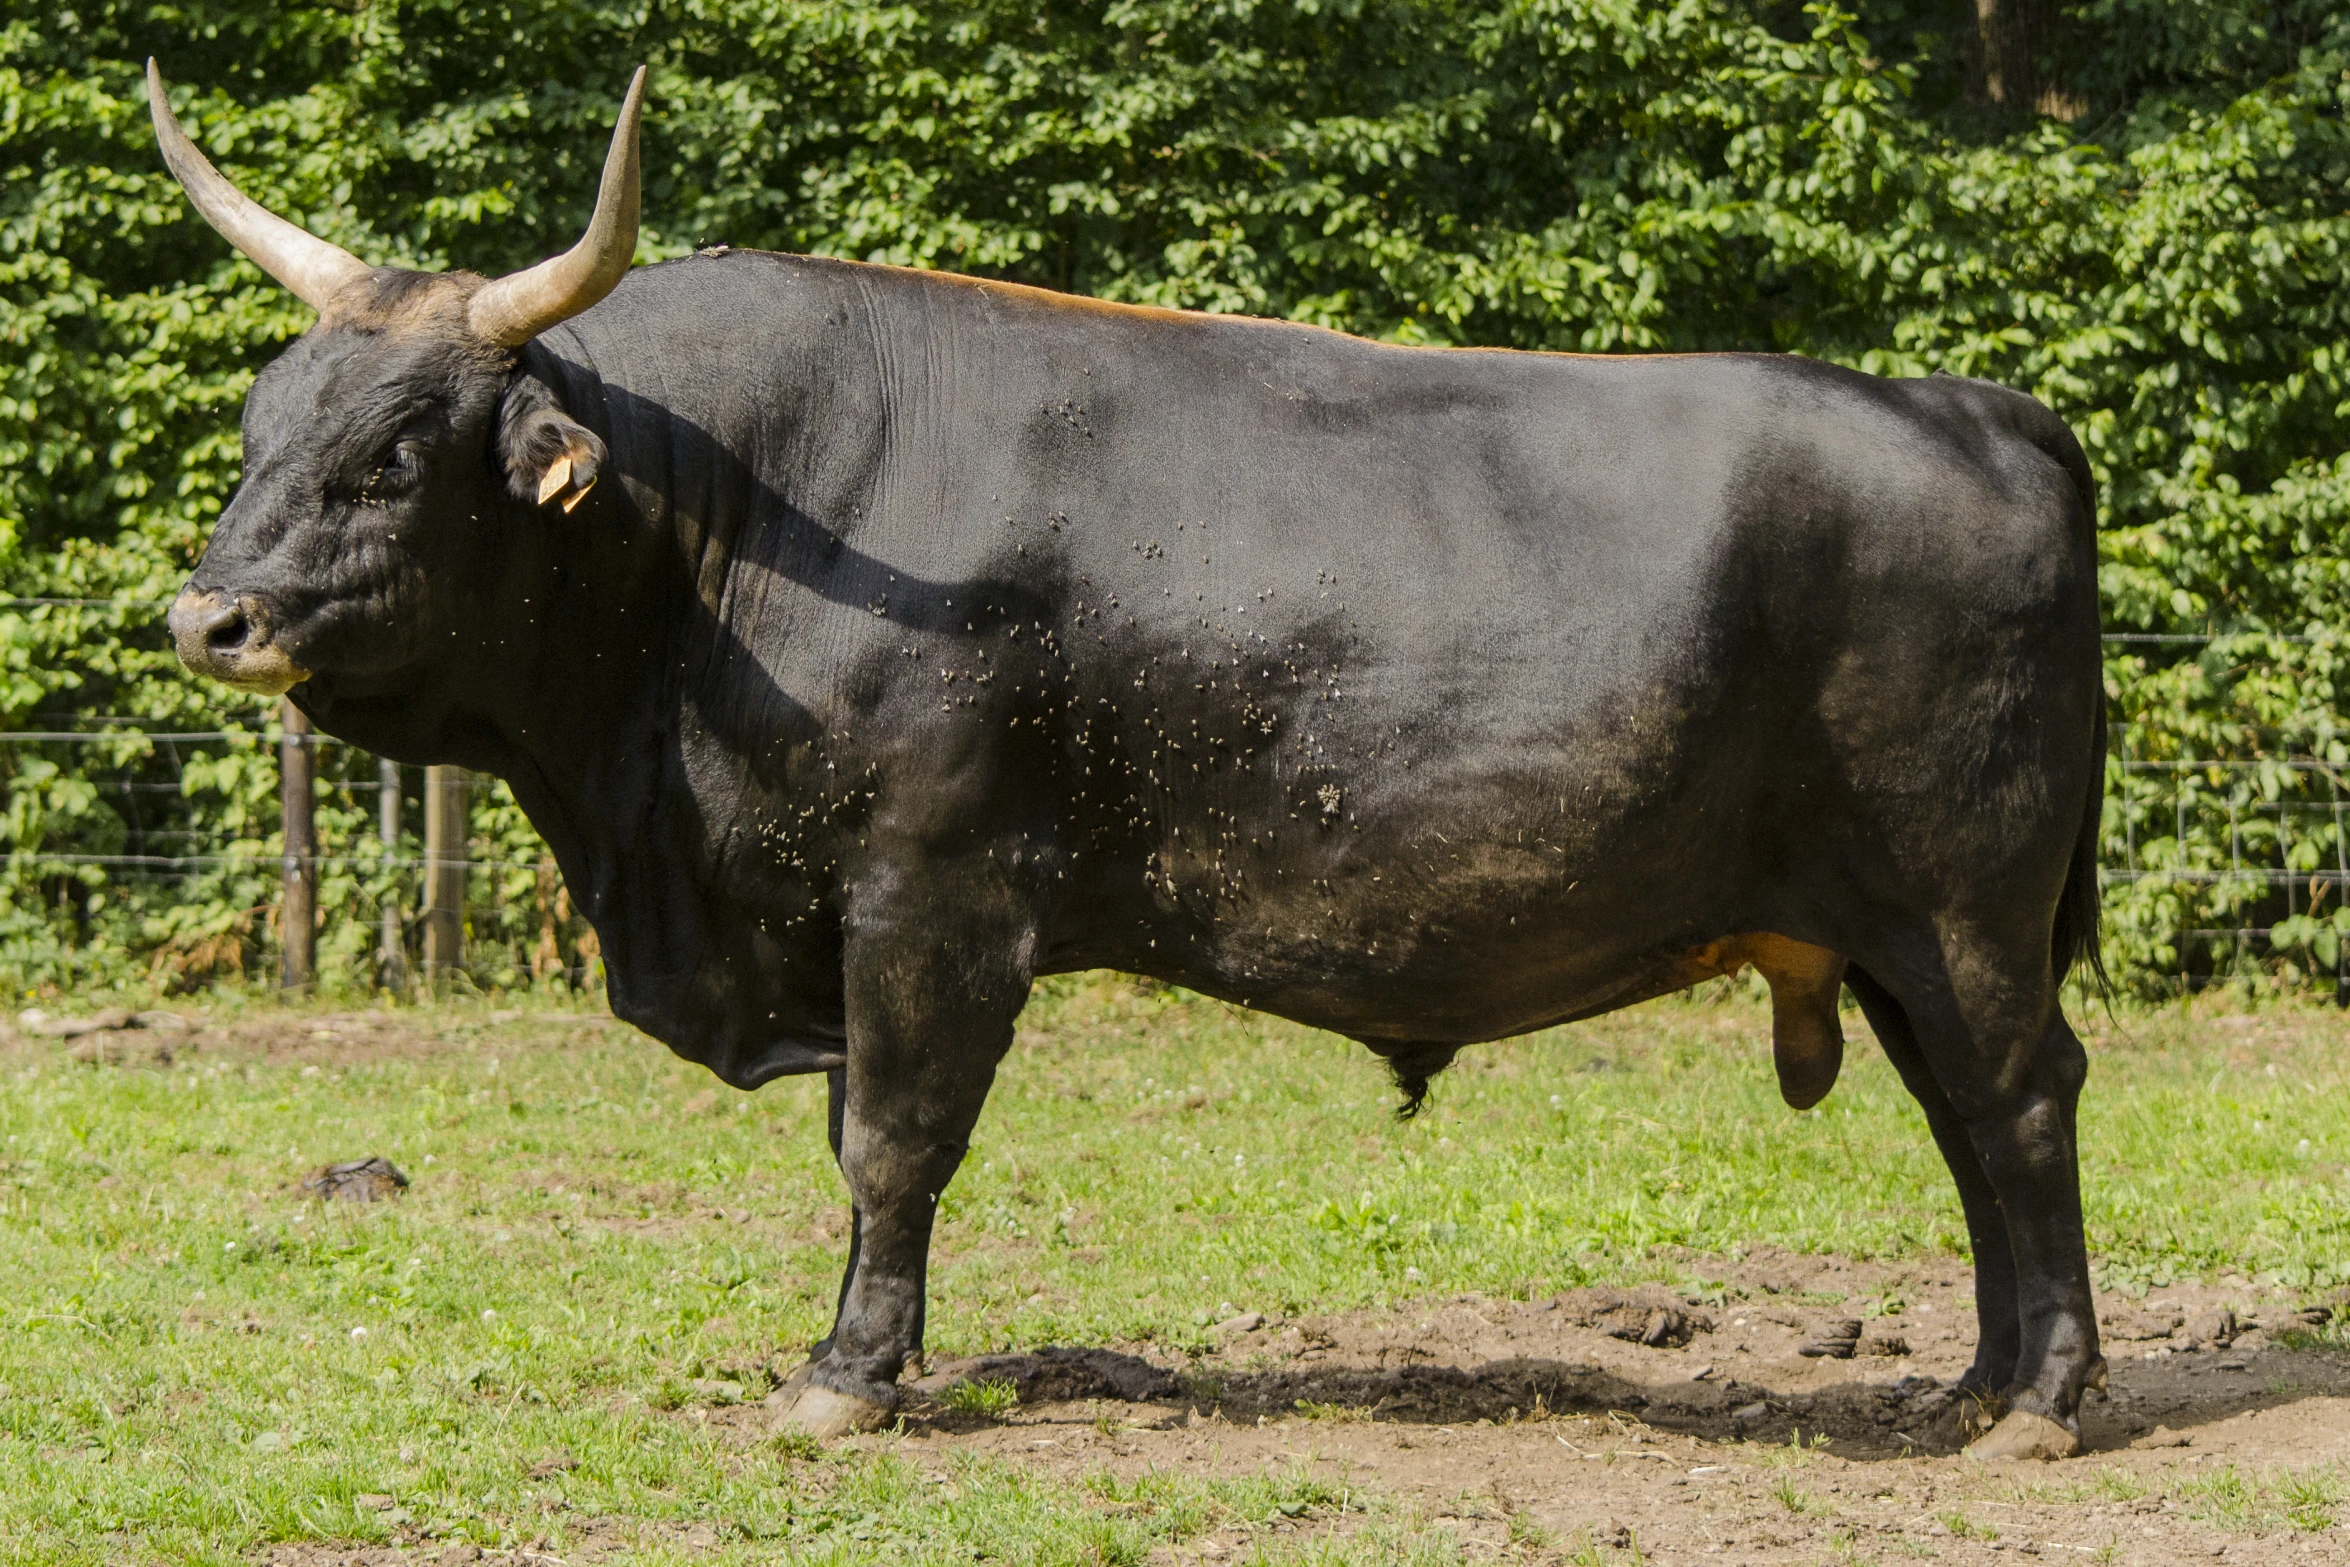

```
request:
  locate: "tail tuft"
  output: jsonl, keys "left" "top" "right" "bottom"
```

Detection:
{"left": 2054, "top": 702, "right": 2108, "bottom": 996}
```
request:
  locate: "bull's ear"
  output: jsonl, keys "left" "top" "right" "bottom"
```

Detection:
{"left": 499, "top": 376, "right": 606, "bottom": 514}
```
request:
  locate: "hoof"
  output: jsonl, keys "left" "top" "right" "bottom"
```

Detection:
{"left": 1967, "top": 1408, "right": 2080, "bottom": 1462}
{"left": 766, "top": 1368, "right": 893, "bottom": 1440}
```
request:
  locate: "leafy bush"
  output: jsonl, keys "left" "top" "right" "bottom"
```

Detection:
{"left": 5, "top": 1, "right": 2350, "bottom": 994}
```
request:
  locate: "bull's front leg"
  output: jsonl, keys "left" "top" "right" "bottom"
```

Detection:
{"left": 767, "top": 896, "right": 1027, "bottom": 1437}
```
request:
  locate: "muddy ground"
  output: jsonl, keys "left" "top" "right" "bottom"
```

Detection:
{"left": 269, "top": 1242, "right": 2350, "bottom": 1565}
{"left": 257, "top": 1249, "right": 2350, "bottom": 1567}
{"left": 865, "top": 1251, "right": 2350, "bottom": 1564}
{"left": 27, "top": 1006, "right": 2350, "bottom": 1563}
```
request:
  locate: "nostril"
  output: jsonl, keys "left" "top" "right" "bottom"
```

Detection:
{"left": 167, "top": 587, "right": 306, "bottom": 693}
{"left": 168, "top": 590, "right": 253, "bottom": 668}
{"left": 201, "top": 605, "right": 250, "bottom": 652}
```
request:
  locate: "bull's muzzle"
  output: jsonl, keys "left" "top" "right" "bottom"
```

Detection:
{"left": 167, "top": 588, "right": 311, "bottom": 696}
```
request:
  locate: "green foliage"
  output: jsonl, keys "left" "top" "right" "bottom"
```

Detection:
{"left": 5, "top": 1, "right": 2350, "bottom": 992}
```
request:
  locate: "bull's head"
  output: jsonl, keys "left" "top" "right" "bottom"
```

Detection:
{"left": 150, "top": 61, "right": 644, "bottom": 698}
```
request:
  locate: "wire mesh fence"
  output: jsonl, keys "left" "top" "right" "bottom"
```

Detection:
{"left": 0, "top": 719, "right": 594, "bottom": 996}
{"left": 0, "top": 590, "right": 606, "bottom": 994}
{"left": 2105, "top": 730, "right": 2350, "bottom": 1000}
{"left": 0, "top": 600, "right": 2340, "bottom": 997}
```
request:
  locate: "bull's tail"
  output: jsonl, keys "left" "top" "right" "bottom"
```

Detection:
{"left": 2052, "top": 699, "right": 2108, "bottom": 996}
{"left": 2039, "top": 403, "right": 2107, "bottom": 998}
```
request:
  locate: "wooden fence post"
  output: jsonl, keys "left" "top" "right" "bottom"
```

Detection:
{"left": 421, "top": 764, "right": 466, "bottom": 983}
{"left": 279, "top": 699, "right": 316, "bottom": 992}
{"left": 378, "top": 757, "right": 407, "bottom": 992}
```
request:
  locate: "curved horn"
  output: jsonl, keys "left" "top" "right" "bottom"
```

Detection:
{"left": 147, "top": 60, "right": 371, "bottom": 310}
{"left": 467, "top": 67, "right": 647, "bottom": 347}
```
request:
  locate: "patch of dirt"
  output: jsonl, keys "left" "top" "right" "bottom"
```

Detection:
{"left": 0, "top": 1006, "right": 612, "bottom": 1069}
{"left": 240, "top": 1257, "right": 2350, "bottom": 1566}
{"left": 257, "top": 1523, "right": 701, "bottom": 1567}
{"left": 300, "top": 1155, "right": 411, "bottom": 1203}
{"left": 857, "top": 1249, "right": 2348, "bottom": 1563}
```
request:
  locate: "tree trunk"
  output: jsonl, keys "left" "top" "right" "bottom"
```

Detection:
{"left": 1968, "top": 0, "right": 2070, "bottom": 121}
{"left": 278, "top": 700, "right": 315, "bottom": 992}
{"left": 422, "top": 765, "right": 467, "bottom": 985}
{"left": 378, "top": 757, "right": 407, "bottom": 993}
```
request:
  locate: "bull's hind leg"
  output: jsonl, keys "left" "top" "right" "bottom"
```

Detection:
{"left": 1847, "top": 965, "right": 2023, "bottom": 1432}
{"left": 768, "top": 903, "right": 1025, "bottom": 1438}
{"left": 1853, "top": 938, "right": 2100, "bottom": 1460}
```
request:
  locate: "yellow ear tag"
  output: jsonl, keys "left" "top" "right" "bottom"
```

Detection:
{"left": 559, "top": 474, "right": 596, "bottom": 513}
{"left": 537, "top": 454, "right": 573, "bottom": 505}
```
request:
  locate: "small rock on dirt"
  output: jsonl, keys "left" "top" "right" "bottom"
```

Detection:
{"left": 525, "top": 1452, "right": 577, "bottom": 1479}
{"left": 1799, "top": 1319, "right": 1863, "bottom": 1358}
{"left": 2109, "top": 1309, "right": 2186, "bottom": 1342}
{"left": 2133, "top": 1426, "right": 2193, "bottom": 1449}
{"left": 1585, "top": 1295, "right": 1704, "bottom": 1349}
{"left": 2183, "top": 1308, "right": 2237, "bottom": 1349}
{"left": 301, "top": 1156, "right": 409, "bottom": 1203}
{"left": 68, "top": 1032, "right": 171, "bottom": 1066}
{"left": 1215, "top": 1311, "right": 1265, "bottom": 1335}
{"left": 1860, "top": 1330, "right": 1910, "bottom": 1357}
{"left": 24, "top": 1006, "right": 135, "bottom": 1038}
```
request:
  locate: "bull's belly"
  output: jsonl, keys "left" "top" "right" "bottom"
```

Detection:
{"left": 1052, "top": 840, "right": 1851, "bottom": 1112}
{"left": 1064, "top": 835, "right": 1718, "bottom": 1029}
{"left": 1141, "top": 903, "right": 1849, "bottom": 1114}
{"left": 1182, "top": 902, "right": 1683, "bottom": 1042}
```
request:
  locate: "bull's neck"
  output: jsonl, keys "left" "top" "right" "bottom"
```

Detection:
{"left": 465, "top": 257, "right": 905, "bottom": 889}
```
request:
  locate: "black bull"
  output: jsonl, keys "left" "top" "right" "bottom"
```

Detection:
{"left": 175, "top": 253, "right": 2107, "bottom": 1457}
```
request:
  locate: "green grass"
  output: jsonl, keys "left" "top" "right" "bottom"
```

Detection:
{"left": 937, "top": 1376, "right": 1019, "bottom": 1418}
{"left": 1294, "top": 1398, "right": 1376, "bottom": 1422}
{"left": 2177, "top": 1463, "right": 2347, "bottom": 1533}
{"left": 1, "top": 977, "right": 2348, "bottom": 1560}
{"left": 1769, "top": 1473, "right": 1825, "bottom": 1514}
{"left": 1938, "top": 1510, "right": 1998, "bottom": 1541}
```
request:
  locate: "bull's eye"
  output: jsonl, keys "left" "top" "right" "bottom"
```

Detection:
{"left": 357, "top": 440, "right": 425, "bottom": 506}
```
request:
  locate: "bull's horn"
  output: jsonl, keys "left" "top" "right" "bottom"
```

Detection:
{"left": 466, "top": 67, "right": 647, "bottom": 347}
{"left": 147, "top": 60, "right": 372, "bottom": 310}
